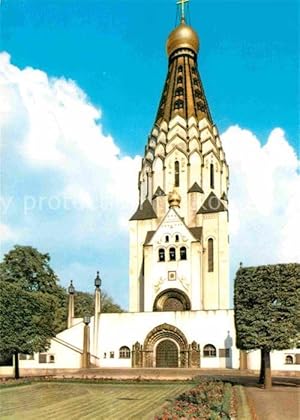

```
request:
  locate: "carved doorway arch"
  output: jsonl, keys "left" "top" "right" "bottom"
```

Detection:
{"left": 143, "top": 323, "right": 189, "bottom": 367}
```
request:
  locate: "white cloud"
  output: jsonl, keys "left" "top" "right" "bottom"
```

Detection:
{"left": 222, "top": 125, "right": 300, "bottom": 270}
{"left": 0, "top": 223, "right": 19, "bottom": 243}
{"left": 0, "top": 52, "right": 141, "bottom": 237}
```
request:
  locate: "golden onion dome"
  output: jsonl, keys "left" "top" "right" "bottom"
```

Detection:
{"left": 168, "top": 188, "right": 181, "bottom": 208}
{"left": 166, "top": 19, "right": 200, "bottom": 57}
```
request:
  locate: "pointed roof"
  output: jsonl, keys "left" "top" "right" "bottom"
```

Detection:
{"left": 153, "top": 186, "right": 166, "bottom": 199}
{"left": 130, "top": 199, "right": 157, "bottom": 221}
{"left": 197, "top": 192, "right": 226, "bottom": 214}
{"left": 188, "top": 182, "right": 204, "bottom": 193}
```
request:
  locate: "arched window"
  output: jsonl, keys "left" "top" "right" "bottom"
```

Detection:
{"left": 208, "top": 238, "right": 214, "bottom": 272}
{"left": 180, "top": 247, "right": 187, "bottom": 260}
{"left": 175, "top": 87, "right": 184, "bottom": 96}
{"left": 203, "top": 344, "right": 216, "bottom": 357}
{"left": 165, "top": 235, "right": 169, "bottom": 243}
{"left": 178, "top": 65, "right": 183, "bottom": 73}
{"left": 197, "top": 102, "right": 205, "bottom": 112}
{"left": 175, "top": 234, "right": 179, "bottom": 242}
{"left": 210, "top": 163, "right": 214, "bottom": 189}
{"left": 175, "top": 161, "right": 180, "bottom": 187}
{"left": 195, "top": 90, "right": 201, "bottom": 98}
{"left": 285, "top": 355, "right": 293, "bottom": 364}
{"left": 191, "top": 67, "right": 196, "bottom": 74}
{"left": 174, "top": 100, "right": 184, "bottom": 110}
{"left": 193, "top": 78, "right": 199, "bottom": 85}
{"left": 158, "top": 248, "right": 165, "bottom": 262}
{"left": 119, "top": 346, "right": 131, "bottom": 359}
{"left": 177, "top": 75, "right": 183, "bottom": 83}
{"left": 169, "top": 247, "right": 176, "bottom": 261}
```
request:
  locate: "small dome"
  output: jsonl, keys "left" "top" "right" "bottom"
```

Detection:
{"left": 166, "top": 20, "right": 199, "bottom": 57}
{"left": 168, "top": 188, "right": 181, "bottom": 208}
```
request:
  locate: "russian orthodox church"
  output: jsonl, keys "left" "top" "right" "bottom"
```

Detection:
{"left": 7, "top": 2, "right": 298, "bottom": 374}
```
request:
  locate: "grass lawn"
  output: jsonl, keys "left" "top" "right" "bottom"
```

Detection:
{"left": 0, "top": 382, "right": 193, "bottom": 419}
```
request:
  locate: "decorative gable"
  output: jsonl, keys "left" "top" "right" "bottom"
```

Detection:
{"left": 147, "top": 207, "right": 200, "bottom": 245}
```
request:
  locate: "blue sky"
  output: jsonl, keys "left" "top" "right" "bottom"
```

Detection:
{"left": 1, "top": 0, "right": 299, "bottom": 309}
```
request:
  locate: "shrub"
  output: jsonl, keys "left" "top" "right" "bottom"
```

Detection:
{"left": 155, "top": 380, "right": 232, "bottom": 420}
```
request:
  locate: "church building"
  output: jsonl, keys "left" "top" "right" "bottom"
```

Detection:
{"left": 8, "top": 1, "right": 298, "bottom": 374}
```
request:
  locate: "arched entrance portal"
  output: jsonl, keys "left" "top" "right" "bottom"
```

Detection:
{"left": 156, "top": 340, "right": 178, "bottom": 367}
{"left": 143, "top": 323, "right": 189, "bottom": 367}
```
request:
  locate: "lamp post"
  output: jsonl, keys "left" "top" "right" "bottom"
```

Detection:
{"left": 67, "top": 280, "right": 75, "bottom": 328}
{"left": 93, "top": 271, "right": 102, "bottom": 358}
{"left": 82, "top": 315, "right": 91, "bottom": 369}
{"left": 95, "top": 271, "right": 102, "bottom": 289}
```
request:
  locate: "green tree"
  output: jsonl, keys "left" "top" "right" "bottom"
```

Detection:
{"left": 0, "top": 245, "right": 64, "bottom": 378}
{"left": 74, "top": 290, "right": 124, "bottom": 317}
{"left": 234, "top": 263, "right": 300, "bottom": 389}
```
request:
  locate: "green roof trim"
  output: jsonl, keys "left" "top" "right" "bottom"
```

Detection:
{"left": 130, "top": 199, "right": 157, "bottom": 221}
{"left": 188, "top": 182, "right": 204, "bottom": 193}
{"left": 221, "top": 192, "right": 228, "bottom": 201}
{"left": 197, "top": 192, "right": 226, "bottom": 214}
{"left": 153, "top": 186, "right": 166, "bottom": 199}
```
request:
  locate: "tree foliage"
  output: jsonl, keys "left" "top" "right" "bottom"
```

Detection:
{"left": 234, "top": 263, "right": 299, "bottom": 351}
{"left": 0, "top": 245, "right": 63, "bottom": 377}
{"left": 0, "top": 245, "right": 66, "bottom": 332}
{"left": 234, "top": 263, "right": 300, "bottom": 388}
{"left": 0, "top": 281, "right": 56, "bottom": 355}
{"left": 74, "top": 290, "right": 124, "bottom": 317}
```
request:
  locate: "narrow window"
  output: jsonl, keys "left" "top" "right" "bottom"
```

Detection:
{"left": 38, "top": 354, "right": 47, "bottom": 364}
{"left": 175, "top": 234, "right": 179, "bottom": 242}
{"left": 110, "top": 351, "right": 114, "bottom": 359}
{"left": 178, "top": 65, "right": 183, "bottom": 73}
{"left": 158, "top": 248, "right": 165, "bottom": 262}
{"left": 180, "top": 247, "right": 187, "bottom": 260}
{"left": 208, "top": 238, "right": 214, "bottom": 272}
{"left": 119, "top": 346, "right": 131, "bottom": 359}
{"left": 175, "top": 161, "right": 180, "bottom": 187}
{"left": 177, "top": 76, "right": 183, "bottom": 83}
{"left": 203, "top": 344, "right": 216, "bottom": 357}
{"left": 165, "top": 235, "right": 169, "bottom": 243}
{"left": 285, "top": 355, "right": 293, "bottom": 364}
{"left": 210, "top": 163, "right": 214, "bottom": 189}
{"left": 169, "top": 247, "right": 176, "bottom": 261}
{"left": 49, "top": 355, "right": 55, "bottom": 363}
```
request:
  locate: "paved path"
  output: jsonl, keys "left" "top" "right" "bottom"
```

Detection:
{"left": 246, "top": 385, "right": 300, "bottom": 420}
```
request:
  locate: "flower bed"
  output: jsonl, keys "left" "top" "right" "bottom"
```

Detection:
{"left": 155, "top": 380, "right": 232, "bottom": 419}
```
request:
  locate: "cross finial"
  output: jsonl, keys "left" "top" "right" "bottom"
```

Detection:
{"left": 177, "top": 0, "right": 189, "bottom": 21}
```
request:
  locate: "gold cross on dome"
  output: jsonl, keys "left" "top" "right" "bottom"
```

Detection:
{"left": 177, "top": 0, "right": 189, "bottom": 20}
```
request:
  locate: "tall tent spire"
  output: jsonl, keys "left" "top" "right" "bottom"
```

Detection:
{"left": 152, "top": 1, "right": 212, "bottom": 126}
